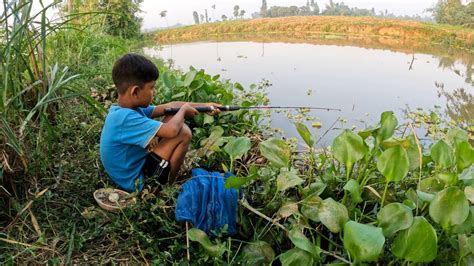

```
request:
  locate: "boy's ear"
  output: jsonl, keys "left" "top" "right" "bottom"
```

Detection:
{"left": 129, "top": 85, "right": 140, "bottom": 96}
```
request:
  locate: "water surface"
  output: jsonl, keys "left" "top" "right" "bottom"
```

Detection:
{"left": 145, "top": 41, "right": 473, "bottom": 146}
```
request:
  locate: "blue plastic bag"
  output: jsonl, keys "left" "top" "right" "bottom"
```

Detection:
{"left": 175, "top": 168, "right": 238, "bottom": 236}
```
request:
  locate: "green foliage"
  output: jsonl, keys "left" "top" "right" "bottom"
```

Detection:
{"left": 318, "top": 198, "right": 349, "bottom": 233}
{"left": 279, "top": 248, "right": 314, "bottom": 266}
{"left": 343, "top": 221, "right": 385, "bottom": 263}
{"left": 259, "top": 138, "right": 291, "bottom": 168}
{"left": 295, "top": 122, "right": 314, "bottom": 147}
{"left": 332, "top": 129, "right": 367, "bottom": 177}
{"left": 377, "top": 203, "right": 413, "bottom": 237}
{"left": 429, "top": 187, "right": 470, "bottom": 229}
{"left": 240, "top": 241, "right": 275, "bottom": 264}
{"left": 277, "top": 168, "right": 304, "bottom": 192}
{"left": 430, "top": 0, "right": 474, "bottom": 28}
{"left": 377, "top": 145, "right": 410, "bottom": 183}
{"left": 188, "top": 228, "right": 226, "bottom": 257}
{"left": 392, "top": 217, "right": 438, "bottom": 262}
{"left": 431, "top": 140, "right": 455, "bottom": 169}
{"left": 343, "top": 179, "right": 362, "bottom": 204}
{"left": 288, "top": 227, "right": 321, "bottom": 260}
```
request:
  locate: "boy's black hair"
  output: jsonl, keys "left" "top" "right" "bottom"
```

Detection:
{"left": 112, "top": 53, "right": 159, "bottom": 94}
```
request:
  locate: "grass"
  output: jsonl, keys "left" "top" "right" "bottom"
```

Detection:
{"left": 153, "top": 16, "right": 474, "bottom": 52}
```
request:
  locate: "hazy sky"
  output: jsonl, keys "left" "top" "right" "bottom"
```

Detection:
{"left": 141, "top": 0, "right": 439, "bottom": 30}
{"left": 28, "top": 0, "right": 440, "bottom": 31}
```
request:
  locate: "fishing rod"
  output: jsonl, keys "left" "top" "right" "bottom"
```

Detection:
{"left": 164, "top": 105, "right": 342, "bottom": 114}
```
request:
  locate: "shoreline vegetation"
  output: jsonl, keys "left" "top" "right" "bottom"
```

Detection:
{"left": 153, "top": 16, "right": 474, "bottom": 52}
{"left": 2, "top": 2, "right": 474, "bottom": 264}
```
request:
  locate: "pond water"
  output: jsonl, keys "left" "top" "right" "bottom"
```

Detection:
{"left": 145, "top": 41, "right": 473, "bottom": 146}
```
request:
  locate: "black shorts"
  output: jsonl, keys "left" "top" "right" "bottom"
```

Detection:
{"left": 142, "top": 153, "right": 171, "bottom": 185}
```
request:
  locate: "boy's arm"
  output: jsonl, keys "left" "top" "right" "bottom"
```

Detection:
{"left": 155, "top": 103, "right": 198, "bottom": 138}
{"left": 151, "top": 101, "right": 221, "bottom": 118}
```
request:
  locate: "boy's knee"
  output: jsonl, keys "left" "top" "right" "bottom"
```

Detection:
{"left": 180, "top": 124, "right": 192, "bottom": 142}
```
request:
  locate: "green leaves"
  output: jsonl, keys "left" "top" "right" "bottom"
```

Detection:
{"left": 224, "top": 176, "right": 251, "bottom": 189}
{"left": 429, "top": 187, "right": 470, "bottom": 229}
{"left": 259, "top": 138, "right": 291, "bottom": 168}
{"left": 188, "top": 228, "right": 225, "bottom": 257}
{"left": 377, "top": 203, "right": 413, "bottom": 237}
{"left": 295, "top": 123, "right": 314, "bottom": 147}
{"left": 277, "top": 168, "right": 304, "bottom": 192}
{"left": 279, "top": 248, "right": 314, "bottom": 266}
{"left": 240, "top": 241, "right": 275, "bottom": 265}
{"left": 343, "top": 179, "right": 362, "bottom": 204}
{"left": 392, "top": 217, "right": 437, "bottom": 262}
{"left": 224, "top": 136, "right": 251, "bottom": 161}
{"left": 430, "top": 140, "right": 454, "bottom": 169}
{"left": 343, "top": 221, "right": 385, "bottom": 263}
{"left": 332, "top": 129, "right": 367, "bottom": 173}
{"left": 288, "top": 227, "right": 321, "bottom": 259}
{"left": 318, "top": 198, "right": 349, "bottom": 233}
{"left": 183, "top": 70, "right": 197, "bottom": 87}
{"left": 455, "top": 140, "right": 474, "bottom": 171}
{"left": 301, "top": 195, "right": 322, "bottom": 222}
{"left": 375, "top": 111, "right": 398, "bottom": 143}
{"left": 377, "top": 145, "right": 410, "bottom": 182}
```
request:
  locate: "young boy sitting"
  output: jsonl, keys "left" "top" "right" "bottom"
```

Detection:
{"left": 100, "top": 53, "right": 221, "bottom": 192}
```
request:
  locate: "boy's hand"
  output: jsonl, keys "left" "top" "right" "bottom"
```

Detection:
{"left": 204, "top": 103, "right": 222, "bottom": 116}
{"left": 181, "top": 103, "right": 198, "bottom": 118}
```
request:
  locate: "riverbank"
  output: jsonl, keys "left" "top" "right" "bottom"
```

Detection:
{"left": 154, "top": 16, "right": 474, "bottom": 51}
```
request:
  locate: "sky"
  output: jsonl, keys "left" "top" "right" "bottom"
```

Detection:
{"left": 140, "top": 0, "right": 439, "bottom": 30}
{"left": 27, "top": 0, "right": 441, "bottom": 31}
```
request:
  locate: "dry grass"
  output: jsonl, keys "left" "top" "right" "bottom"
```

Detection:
{"left": 154, "top": 16, "right": 474, "bottom": 51}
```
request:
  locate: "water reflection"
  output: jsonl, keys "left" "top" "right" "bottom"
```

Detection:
{"left": 146, "top": 36, "right": 473, "bottom": 144}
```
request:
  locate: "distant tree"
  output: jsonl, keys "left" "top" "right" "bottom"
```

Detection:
{"left": 193, "top": 11, "right": 200, "bottom": 24}
{"left": 100, "top": 0, "right": 143, "bottom": 39}
{"left": 260, "top": 0, "right": 268, "bottom": 17}
{"left": 221, "top": 14, "right": 228, "bottom": 21}
{"left": 205, "top": 9, "right": 209, "bottom": 23}
{"left": 233, "top": 5, "right": 240, "bottom": 18}
{"left": 160, "top": 10, "right": 168, "bottom": 28}
{"left": 312, "top": 1, "right": 320, "bottom": 15}
{"left": 430, "top": 0, "right": 472, "bottom": 26}
{"left": 251, "top": 12, "right": 261, "bottom": 18}
{"left": 239, "top": 9, "right": 246, "bottom": 18}
{"left": 200, "top": 14, "right": 205, "bottom": 23}
{"left": 212, "top": 4, "right": 216, "bottom": 21}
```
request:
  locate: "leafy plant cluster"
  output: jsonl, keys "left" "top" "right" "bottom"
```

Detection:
{"left": 186, "top": 110, "right": 474, "bottom": 264}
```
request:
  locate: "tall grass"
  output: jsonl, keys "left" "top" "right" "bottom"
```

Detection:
{"left": 0, "top": 0, "right": 116, "bottom": 225}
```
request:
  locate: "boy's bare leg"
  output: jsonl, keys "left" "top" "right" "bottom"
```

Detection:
{"left": 149, "top": 120, "right": 192, "bottom": 183}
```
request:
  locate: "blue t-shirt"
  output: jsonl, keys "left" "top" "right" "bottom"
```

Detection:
{"left": 100, "top": 105, "right": 161, "bottom": 192}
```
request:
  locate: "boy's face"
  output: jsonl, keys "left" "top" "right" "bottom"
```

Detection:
{"left": 134, "top": 81, "right": 156, "bottom": 107}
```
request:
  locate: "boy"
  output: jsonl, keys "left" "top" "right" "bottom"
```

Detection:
{"left": 100, "top": 53, "right": 220, "bottom": 192}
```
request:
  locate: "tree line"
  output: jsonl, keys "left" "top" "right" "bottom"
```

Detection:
{"left": 430, "top": 0, "right": 474, "bottom": 28}
{"left": 193, "top": 5, "right": 246, "bottom": 24}
{"left": 190, "top": 0, "right": 474, "bottom": 28}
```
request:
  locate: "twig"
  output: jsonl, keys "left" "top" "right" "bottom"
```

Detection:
{"left": 315, "top": 116, "right": 341, "bottom": 147}
{"left": 0, "top": 237, "right": 54, "bottom": 251}
{"left": 409, "top": 53, "right": 415, "bottom": 70}
{"left": 409, "top": 122, "right": 423, "bottom": 216}
{"left": 239, "top": 199, "right": 287, "bottom": 231}
{"left": 137, "top": 241, "right": 150, "bottom": 266}
{"left": 186, "top": 222, "right": 190, "bottom": 262}
{"left": 3, "top": 188, "right": 48, "bottom": 232}
{"left": 321, "top": 250, "right": 351, "bottom": 264}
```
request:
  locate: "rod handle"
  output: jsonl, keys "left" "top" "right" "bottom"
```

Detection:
{"left": 164, "top": 105, "right": 240, "bottom": 114}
